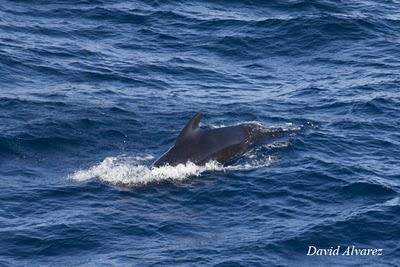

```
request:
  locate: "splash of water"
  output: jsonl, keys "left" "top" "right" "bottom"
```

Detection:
{"left": 70, "top": 153, "right": 273, "bottom": 187}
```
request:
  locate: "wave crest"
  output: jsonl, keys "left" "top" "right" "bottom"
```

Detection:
{"left": 70, "top": 152, "right": 274, "bottom": 187}
{"left": 70, "top": 156, "right": 221, "bottom": 186}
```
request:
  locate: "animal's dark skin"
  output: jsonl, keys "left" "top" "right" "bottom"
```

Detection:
{"left": 153, "top": 112, "right": 281, "bottom": 167}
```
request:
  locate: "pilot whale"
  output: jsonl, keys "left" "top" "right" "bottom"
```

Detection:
{"left": 153, "top": 112, "right": 284, "bottom": 167}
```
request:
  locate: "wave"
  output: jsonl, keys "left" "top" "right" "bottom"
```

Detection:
{"left": 70, "top": 151, "right": 275, "bottom": 186}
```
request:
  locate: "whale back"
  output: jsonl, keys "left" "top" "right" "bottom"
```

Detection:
{"left": 152, "top": 113, "right": 278, "bottom": 167}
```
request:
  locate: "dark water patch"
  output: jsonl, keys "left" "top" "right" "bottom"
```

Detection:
{"left": 81, "top": 7, "right": 149, "bottom": 24}
{"left": 350, "top": 97, "right": 400, "bottom": 116}
{"left": 1, "top": 223, "right": 104, "bottom": 258}
{"left": 13, "top": 136, "right": 82, "bottom": 152}
{"left": 0, "top": 137, "right": 19, "bottom": 156}
{"left": 339, "top": 182, "right": 397, "bottom": 198}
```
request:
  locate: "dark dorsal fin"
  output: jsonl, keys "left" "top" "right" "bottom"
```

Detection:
{"left": 176, "top": 112, "right": 202, "bottom": 145}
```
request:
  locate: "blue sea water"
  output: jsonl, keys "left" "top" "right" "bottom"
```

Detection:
{"left": 1, "top": 0, "right": 400, "bottom": 266}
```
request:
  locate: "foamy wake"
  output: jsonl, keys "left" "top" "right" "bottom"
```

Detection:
{"left": 70, "top": 153, "right": 273, "bottom": 186}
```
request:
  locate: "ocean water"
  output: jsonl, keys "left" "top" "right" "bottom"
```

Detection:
{"left": 1, "top": 0, "right": 400, "bottom": 266}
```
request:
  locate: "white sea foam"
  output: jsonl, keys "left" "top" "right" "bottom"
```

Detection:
{"left": 211, "top": 121, "right": 301, "bottom": 133}
{"left": 70, "top": 153, "right": 273, "bottom": 187}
